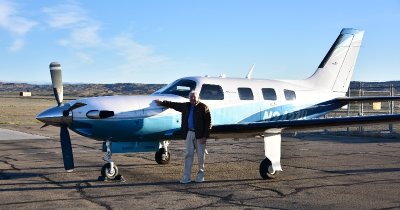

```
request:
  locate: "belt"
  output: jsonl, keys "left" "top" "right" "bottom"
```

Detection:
{"left": 188, "top": 128, "right": 195, "bottom": 131}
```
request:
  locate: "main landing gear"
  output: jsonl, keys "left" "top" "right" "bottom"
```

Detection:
{"left": 155, "top": 140, "right": 171, "bottom": 164}
{"left": 259, "top": 130, "right": 283, "bottom": 179}
{"left": 259, "top": 157, "right": 280, "bottom": 179}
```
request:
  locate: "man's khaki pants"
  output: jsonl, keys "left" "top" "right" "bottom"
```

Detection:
{"left": 182, "top": 131, "right": 206, "bottom": 181}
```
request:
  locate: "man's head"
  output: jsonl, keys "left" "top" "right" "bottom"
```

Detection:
{"left": 189, "top": 91, "right": 199, "bottom": 105}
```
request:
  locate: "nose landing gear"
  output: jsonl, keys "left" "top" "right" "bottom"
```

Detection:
{"left": 98, "top": 141, "right": 124, "bottom": 182}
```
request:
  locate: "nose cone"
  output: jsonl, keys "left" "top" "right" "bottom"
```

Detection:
{"left": 36, "top": 105, "right": 72, "bottom": 126}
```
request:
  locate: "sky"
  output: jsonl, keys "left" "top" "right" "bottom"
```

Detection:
{"left": 0, "top": 0, "right": 399, "bottom": 84}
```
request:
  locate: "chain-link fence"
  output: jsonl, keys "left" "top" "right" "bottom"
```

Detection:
{"left": 322, "top": 81, "right": 400, "bottom": 136}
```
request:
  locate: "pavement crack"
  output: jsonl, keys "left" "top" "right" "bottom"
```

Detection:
{"left": 76, "top": 181, "right": 112, "bottom": 210}
{"left": 0, "top": 159, "right": 20, "bottom": 171}
{"left": 40, "top": 175, "right": 64, "bottom": 187}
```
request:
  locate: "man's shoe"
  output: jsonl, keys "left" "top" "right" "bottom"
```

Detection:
{"left": 180, "top": 179, "right": 191, "bottom": 184}
{"left": 195, "top": 177, "right": 204, "bottom": 183}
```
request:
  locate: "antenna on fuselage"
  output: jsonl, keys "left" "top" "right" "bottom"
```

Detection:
{"left": 245, "top": 64, "right": 255, "bottom": 79}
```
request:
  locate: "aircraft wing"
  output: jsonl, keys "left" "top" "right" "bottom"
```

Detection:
{"left": 210, "top": 114, "right": 400, "bottom": 138}
{"left": 166, "top": 96, "right": 400, "bottom": 139}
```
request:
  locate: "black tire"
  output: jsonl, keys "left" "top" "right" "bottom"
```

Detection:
{"left": 155, "top": 148, "right": 171, "bottom": 164}
{"left": 259, "top": 158, "right": 280, "bottom": 179}
{"left": 101, "top": 163, "right": 119, "bottom": 180}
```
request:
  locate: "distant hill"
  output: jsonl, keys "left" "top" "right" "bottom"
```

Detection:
{"left": 0, "top": 82, "right": 166, "bottom": 97}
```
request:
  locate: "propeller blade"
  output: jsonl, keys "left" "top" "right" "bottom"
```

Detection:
{"left": 50, "top": 62, "right": 63, "bottom": 106}
{"left": 60, "top": 125, "right": 74, "bottom": 171}
{"left": 40, "top": 124, "right": 50, "bottom": 129}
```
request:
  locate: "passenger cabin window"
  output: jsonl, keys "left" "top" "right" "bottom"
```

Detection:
{"left": 238, "top": 87, "right": 254, "bottom": 100}
{"left": 159, "top": 79, "right": 196, "bottom": 98}
{"left": 284, "top": 89, "right": 296, "bottom": 101}
{"left": 262, "top": 88, "right": 277, "bottom": 100}
{"left": 200, "top": 84, "right": 224, "bottom": 100}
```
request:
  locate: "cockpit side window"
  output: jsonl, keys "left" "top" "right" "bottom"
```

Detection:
{"left": 159, "top": 79, "right": 197, "bottom": 98}
{"left": 200, "top": 84, "right": 224, "bottom": 100}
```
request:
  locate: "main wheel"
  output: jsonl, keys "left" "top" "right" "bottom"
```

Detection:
{"left": 259, "top": 158, "right": 280, "bottom": 179}
{"left": 101, "top": 163, "right": 119, "bottom": 180}
{"left": 155, "top": 148, "right": 171, "bottom": 164}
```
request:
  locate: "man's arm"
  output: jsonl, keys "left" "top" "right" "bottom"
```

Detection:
{"left": 154, "top": 99, "right": 185, "bottom": 112}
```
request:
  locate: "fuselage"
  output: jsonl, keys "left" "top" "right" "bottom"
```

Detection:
{"left": 42, "top": 76, "right": 346, "bottom": 142}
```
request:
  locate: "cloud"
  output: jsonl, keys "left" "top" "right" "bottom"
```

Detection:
{"left": 42, "top": 1, "right": 171, "bottom": 72}
{"left": 9, "top": 38, "right": 24, "bottom": 52}
{"left": 42, "top": 1, "right": 102, "bottom": 61}
{"left": 2, "top": 16, "right": 37, "bottom": 35}
{"left": 58, "top": 25, "right": 101, "bottom": 48}
{"left": 0, "top": 1, "right": 37, "bottom": 35}
{"left": 42, "top": 3, "right": 86, "bottom": 28}
{"left": 111, "top": 34, "right": 170, "bottom": 73}
{"left": 75, "top": 51, "right": 93, "bottom": 63}
{"left": 0, "top": 0, "right": 37, "bottom": 52}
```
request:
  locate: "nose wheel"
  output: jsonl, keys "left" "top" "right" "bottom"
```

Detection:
{"left": 99, "top": 140, "right": 124, "bottom": 182}
{"left": 101, "top": 163, "right": 119, "bottom": 180}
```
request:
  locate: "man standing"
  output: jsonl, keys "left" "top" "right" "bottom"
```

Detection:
{"left": 155, "top": 91, "right": 212, "bottom": 183}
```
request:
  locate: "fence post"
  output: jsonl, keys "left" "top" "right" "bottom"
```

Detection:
{"left": 359, "top": 82, "right": 363, "bottom": 132}
{"left": 389, "top": 84, "right": 394, "bottom": 133}
{"left": 347, "top": 86, "right": 350, "bottom": 134}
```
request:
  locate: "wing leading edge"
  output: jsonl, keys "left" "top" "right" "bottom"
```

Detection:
{"left": 210, "top": 114, "right": 400, "bottom": 138}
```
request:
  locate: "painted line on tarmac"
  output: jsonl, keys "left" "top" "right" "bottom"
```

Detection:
{"left": 0, "top": 128, "right": 49, "bottom": 140}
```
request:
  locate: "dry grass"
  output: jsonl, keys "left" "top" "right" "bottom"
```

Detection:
{"left": 0, "top": 96, "right": 55, "bottom": 125}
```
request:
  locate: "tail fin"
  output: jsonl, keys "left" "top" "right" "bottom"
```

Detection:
{"left": 305, "top": 28, "right": 364, "bottom": 93}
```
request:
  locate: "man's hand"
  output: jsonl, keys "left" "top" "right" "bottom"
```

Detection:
{"left": 199, "top": 137, "right": 207, "bottom": 144}
{"left": 154, "top": 99, "right": 163, "bottom": 106}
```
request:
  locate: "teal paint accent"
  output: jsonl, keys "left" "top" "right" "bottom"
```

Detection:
{"left": 71, "top": 114, "right": 182, "bottom": 142}
{"left": 210, "top": 102, "right": 264, "bottom": 124}
{"left": 102, "top": 141, "right": 159, "bottom": 153}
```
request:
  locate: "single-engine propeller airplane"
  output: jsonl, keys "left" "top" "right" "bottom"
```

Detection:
{"left": 37, "top": 28, "right": 400, "bottom": 180}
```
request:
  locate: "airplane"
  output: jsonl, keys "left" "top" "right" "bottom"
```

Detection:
{"left": 37, "top": 28, "right": 400, "bottom": 181}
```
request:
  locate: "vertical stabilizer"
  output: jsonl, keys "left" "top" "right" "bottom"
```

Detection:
{"left": 306, "top": 28, "right": 364, "bottom": 93}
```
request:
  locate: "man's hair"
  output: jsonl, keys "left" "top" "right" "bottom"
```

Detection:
{"left": 189, "top": 90, "right": 199, "bottom": 98}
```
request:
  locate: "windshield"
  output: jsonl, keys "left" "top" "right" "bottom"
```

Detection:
{"left": 156, "top": 79, "right": 197, "bottom": 98}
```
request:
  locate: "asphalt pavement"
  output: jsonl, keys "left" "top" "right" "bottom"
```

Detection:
{"left": 1, "top": 125, "right": 400, "bottom": 209}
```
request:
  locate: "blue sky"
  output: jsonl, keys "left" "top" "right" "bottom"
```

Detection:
{"left": 0, "top": 0, "right": 399, "bottom": 84}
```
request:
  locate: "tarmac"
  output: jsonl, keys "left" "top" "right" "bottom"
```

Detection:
{"left": 1, "top": 125, "right": 400, "bottom": 209}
